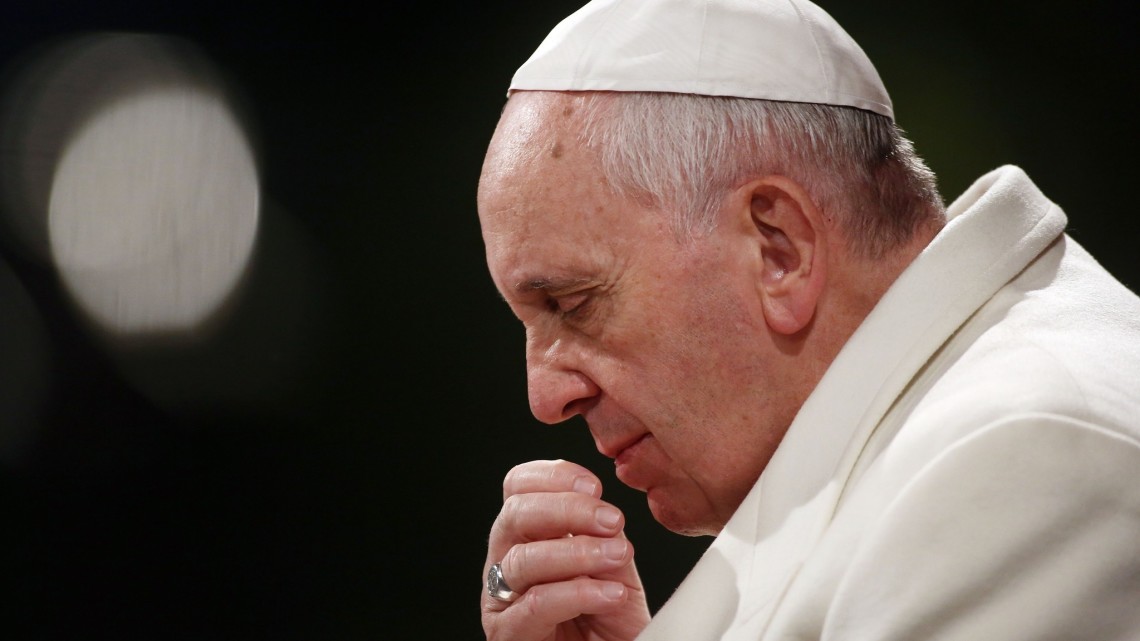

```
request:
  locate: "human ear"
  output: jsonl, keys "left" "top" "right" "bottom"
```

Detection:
{"left": 742, "top": 176, "right": 827, "bottom": 335}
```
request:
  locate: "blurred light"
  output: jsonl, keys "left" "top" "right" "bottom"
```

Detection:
{"left": 1, "top": 33, "right": 259, "bottom": 338}
{"left": 49, "top": 83, "right": 258, "bottom": 334}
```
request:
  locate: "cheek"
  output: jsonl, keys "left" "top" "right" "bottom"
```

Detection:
{"left": 605, "top": 252, "right": 770, "bottom": 434}
{"left": 615, "top": 256, "right": 748, "bottom": 376}
{"left": 643, "top": 288, "right": 772, "bottom": 475}
{"left": 657, "top": 292, "right": 766, "bottom": 408}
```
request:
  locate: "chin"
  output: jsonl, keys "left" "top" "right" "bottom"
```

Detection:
{"left": 647, "top": 492, "right": 721, "bottom": 538}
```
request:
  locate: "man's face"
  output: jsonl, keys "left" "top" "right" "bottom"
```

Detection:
{"left": 478, "top": 93, "right": 795, "bottom": 536}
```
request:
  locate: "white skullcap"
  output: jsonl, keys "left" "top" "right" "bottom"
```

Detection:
{"left": 509, "top": 0, "right": 893, "bottom": 120}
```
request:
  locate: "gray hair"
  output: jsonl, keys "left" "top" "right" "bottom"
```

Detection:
{"left": 576, "top": 92, "right": 945, "bottom": 259}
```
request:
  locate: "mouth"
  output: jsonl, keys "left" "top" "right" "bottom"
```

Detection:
{"left": 613, "top": 433, "right": 654, "bottom": 490}
{"left": 597, "top": 432, "right": 647, "bottom": 460}
{"left": 609, "top": 433, "right": 649, "bottom": 462}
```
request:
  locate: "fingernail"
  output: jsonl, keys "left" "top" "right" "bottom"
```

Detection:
{"left": 595, "top": 506, "right": 621, "bottom": 529}
{"left": 601, "top": 539, "right": 627, "bottom": 560}
{"left": 601, "top": 583, "right": 625, "bottom": 601}
{"left": 572, "top": 476, "right": 597, "bottom": 496}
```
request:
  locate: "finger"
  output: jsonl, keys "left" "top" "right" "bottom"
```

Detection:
{"left": 492, "top": 492, "right": 625, "bottom": 549}
{"left": 503, "top": 459, "right": 602, "bottom": 500}
{"left": 498, "top": 535, "right": 633, "bottom": 597}
{"left": 484, "top": 577, "right": 629, "bottom": 637}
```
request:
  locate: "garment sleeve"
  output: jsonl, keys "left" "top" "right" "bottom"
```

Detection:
{"left": 821, "top": 415, "right": 1140, "bottom": 641}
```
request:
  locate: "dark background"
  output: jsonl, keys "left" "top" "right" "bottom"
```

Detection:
{"left": 0, "top": 1, "right": 1134, "bottom": 639}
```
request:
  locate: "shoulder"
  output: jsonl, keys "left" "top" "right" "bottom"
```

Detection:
{"left": 823, "top": 414, "right": 1140, "bottom": 640}
{"left": 892, "top": 233, "right": 1140, "bottom": 454}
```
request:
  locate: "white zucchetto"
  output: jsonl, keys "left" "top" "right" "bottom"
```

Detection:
{"left": 509, "top": 0, "right": 893, "bottom": 120}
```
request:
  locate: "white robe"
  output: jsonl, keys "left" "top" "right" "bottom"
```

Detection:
{"left": 638, "top": 166, "right": 1140, "bottom": 640}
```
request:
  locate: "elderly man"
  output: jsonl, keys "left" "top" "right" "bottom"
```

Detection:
{"left": 476, "top": 1, "right": 1140, "bottom": 640}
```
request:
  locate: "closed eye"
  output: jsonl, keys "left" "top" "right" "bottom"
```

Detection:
{"left": 547, "top": 291, "right": 590, "bottom": 317}
{"left": 512, "top": 276, "right": 599, "bottom": 320}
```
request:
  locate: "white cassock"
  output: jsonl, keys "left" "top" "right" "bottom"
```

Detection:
{"left": 639, "top": 166, "right": 1140, "bottom": 641}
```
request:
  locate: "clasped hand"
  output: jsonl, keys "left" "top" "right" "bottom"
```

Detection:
{"left": 482, "top": 460, "right": 650, "bottom": 641}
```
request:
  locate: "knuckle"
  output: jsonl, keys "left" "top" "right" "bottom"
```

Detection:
{"left": 502, "top": 542, "right": 528, "bottom": 578}
{"left": 573, "top": 579, "right": 594, "bottom": 602}
{"left": 549, "top": 458, "right": 587, "bottom": 478}
{"left": 501, "top": 493, "right": 528, "bottom": 521}
{"left": 522, "top": 586, "right": 546, "bottom": 619}
{"left": 493, "top": 499, "right": 522, "bottom": 539}
{"left": 558, "top": 491, "right": 594, "bottom": 520}
{"left": 502, "top": 463, "right": 528, "bottom": 496}
{"left": 572, "top": 537, "right": 598, "bottom": 564}
{"left": 503, "top": 460, "right": 562, "bottom": 496}
{"left": 502, "top": 459, "right": 601, "bottom": 499}
{"left": 490, "top": 495, "right": 530, "bottom": 545}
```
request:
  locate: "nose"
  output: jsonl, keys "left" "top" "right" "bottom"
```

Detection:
{"left": 526, "top": 337, "right": 600, "bottom": 424}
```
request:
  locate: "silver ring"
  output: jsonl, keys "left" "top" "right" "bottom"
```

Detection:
{"left": 487, "top": 562, "right": 518, "bottom": 602}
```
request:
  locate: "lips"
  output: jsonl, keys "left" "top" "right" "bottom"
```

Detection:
{"left": 614, "top": 433, "right": 649, "bottom": 464}
{"left": 613, "top": 433, "right": 655, "bottom": 490}
{"left": 598, "top": 432, "right": 647, "bottom": 460}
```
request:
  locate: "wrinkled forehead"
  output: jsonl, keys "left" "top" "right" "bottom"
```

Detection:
{"left": 478, "top": 94, "right": 602, "bottom": 232}
{"left": 477, "top": 93, "right": 635, "bottom": 284}
{"left": 481, "top": 92, "right": 591, "bottom": 185}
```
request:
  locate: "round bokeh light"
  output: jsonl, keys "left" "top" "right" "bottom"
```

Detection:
{"left": 48, "top": 83, "right": 258, "bottom": 335}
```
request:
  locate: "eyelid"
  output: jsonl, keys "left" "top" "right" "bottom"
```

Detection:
{"left": 553, "top": 291, "right": 590, "bottom": 314}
